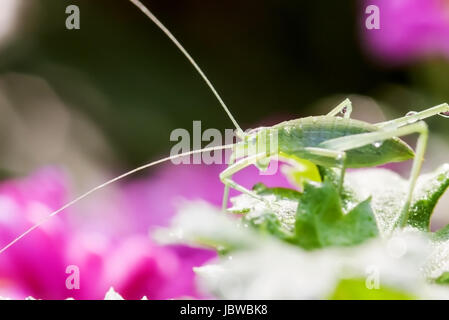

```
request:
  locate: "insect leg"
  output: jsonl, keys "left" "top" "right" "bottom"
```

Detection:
{"left": 327, "top": 98, "right": 352, "bottom": 118}
{"left": 221, "top": 152, "right": 236, "bottom": 211}
{"left": 303, "top": 147, "right": 347, "bottom": 191}
{"left": 375, "top": 103, "right": 449, "bottom": 129}
{"left": 320, "top": 121, "right": 429, "bottom": 229}
{"left": 220, "top": 152, "right": 272, "bottom": 209}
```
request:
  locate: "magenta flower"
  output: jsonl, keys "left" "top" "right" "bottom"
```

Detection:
{"left": 0, "top": 168, "right": 71, "bottom": 299}
{"left": 120, "top": 162, "right": 293, "bottom": 234}
{"left": 361, "top": 0, "right": 449, "bottom": 64}
{"left": 0, "top": 167, "right": 215, "bottom": 299}
{"left": 0, "top": 161, "right": 292, "bottom": 299}
{"left": 103, "top": 237, "right": 215, "bottom": 300}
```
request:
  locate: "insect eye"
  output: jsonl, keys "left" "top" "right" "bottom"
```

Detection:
{"left": 439, "top": 111, "right": 449, "bottom": 118}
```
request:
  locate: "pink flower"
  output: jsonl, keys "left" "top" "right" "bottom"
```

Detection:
{"left": 103, "top": 237, "right": 214, "bottom": 300}
{"left": 120, "top": 162, "right": 293, "bottom": 233}
{"left": 361, "top": 0, "right": 449, "bottom": 64}
{"left": 0, "top": 168, "right": 71, "bottom": 299}
{"left": 101, "top": 162, "right": 292, "bottom": 299}
{"left": 0, "top": 161, "right": 291, "bottom": 299}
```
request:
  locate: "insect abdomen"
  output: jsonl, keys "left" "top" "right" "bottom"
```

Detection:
{"left": 275, "top": 116, "right": 372, "bottom": 149}
{"left": 274, "top": 116, "right": 414, "bottom": 168}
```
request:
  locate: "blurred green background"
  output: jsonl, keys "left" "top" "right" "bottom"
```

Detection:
{"left": 0, "top": 0, "right": 447, "bottom": 170}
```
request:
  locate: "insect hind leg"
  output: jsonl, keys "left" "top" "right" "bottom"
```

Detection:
{"left": 320, "top": 121, "right": 429, "bottom": 230}
{"left": 376, "top": 103, "right": 449, "bottom": 129}
{"left": 221, "top": 153, "right": 236, "bottom": 211}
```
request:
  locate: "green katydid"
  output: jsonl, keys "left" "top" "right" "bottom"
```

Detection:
{"left": 0, "top": 0, "right": 448, "bottom": 254}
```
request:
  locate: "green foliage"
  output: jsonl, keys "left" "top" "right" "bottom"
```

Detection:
{"left": 228, "top": 163, "right": 449, "bottom": 289}
{"left": 345, "top": 164, "right": 449, "bottom": 235}
{"left": 329, "top": 279, "right": 415, "bottom": 300}
{"left": 156, "top": 162, "right": 449, "bottom": 299}
{"left": 408, "top": 164, "right": 449, "bottom": 231}
{"left": 232, "top": 178, "right": 378, "bottom": 250}
{"left": 293, "top": 180, "right": 378, "bottom": 250}
{"left": 435, "top": 272, "right": 449, "bottom": 285}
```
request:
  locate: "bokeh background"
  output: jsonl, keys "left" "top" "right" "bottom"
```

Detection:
{"left": 0, "top": 0, "right": 448, "bottom": 299}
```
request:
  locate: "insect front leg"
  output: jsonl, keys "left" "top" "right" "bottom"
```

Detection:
{"left": 327, "top": 98, "right": 353, "bottom": 118}
{"left": 320, "top": 121, "right": 429, "bottom": 230}
{"left": 220, "top": 152, "right": 272, "bottom": 210}
{"left": 375, "top": 103, "right": 449, "bottom": 129}
{"left": 303, "top": 147, "right": 347, "bottom": 191}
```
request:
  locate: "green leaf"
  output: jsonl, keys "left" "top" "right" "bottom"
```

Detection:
{"left": 346, "top": 164, "right": 449, "bottom": 235}
{"left": 229, "top": 183, "right": 301, "bottom": 236}
{"left": 252, "top": 183, "right": 302, "bottom": 200}
{"left": 435, "top": 272, "right": 449, "bottom": 285}
{"left": 244, "top": 211, "right": 293, "bottom": 241}
{"left": 293, "top": 180, "right": 378, "bottom": 250}
{"left": 329, "top": 279, "right": 416, "bottom": 300}
{"left": 433, "top": 224, "right": 449, "bottom": 241}
{"left": 318, "top": 166, "right": 360, "bottom": 211}
{"left": 345, "top": 169, "right": 406, "bottom": 236}
{"left": 408, "top": 164, "right": 449, "bottom": 231}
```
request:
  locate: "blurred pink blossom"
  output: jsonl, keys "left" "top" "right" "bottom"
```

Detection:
{"left": 0, "top": 167, "right": 213, "bottom": 299}
{"left": 361, "top": 0, "right": 449, "bottom": 64}
{"left": 120, "top": 162, "right": 292, "bottom": 233}
{"left": 0, "top": 161, "right": 292, "bottom": 300}
{"left": 0, "top": 168, "right": 71, "bottom": 299}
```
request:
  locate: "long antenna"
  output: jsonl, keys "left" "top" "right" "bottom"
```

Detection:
{"left": 129, "top": 0, "right": 243, "bottom": 135}
{"left": 0, "top": 143, "right": 236, "bottom": 254}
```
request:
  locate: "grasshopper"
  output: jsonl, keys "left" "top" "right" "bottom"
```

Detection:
{"left": 1, "top": 0, "right": 448, "bottom": 254}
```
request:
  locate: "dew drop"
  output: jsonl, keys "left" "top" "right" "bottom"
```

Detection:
{"left": 404, "top": 112, "right": 418, "bottom": 123}
{"left": 373, "top": 141, "right": 382, "bottom": 148}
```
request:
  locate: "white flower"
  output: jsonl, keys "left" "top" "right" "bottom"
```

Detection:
{"left": 104, "top": 287, "right": 124, "bottom": 300}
